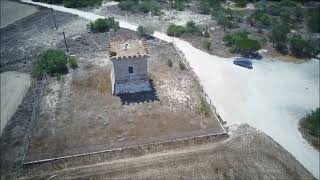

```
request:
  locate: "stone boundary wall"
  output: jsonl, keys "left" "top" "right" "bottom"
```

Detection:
{"left": 21, "top": 132, "right": 228, "bottom": 177}
{"left": 20, "top": 74, "right": 47, "bottom": 167}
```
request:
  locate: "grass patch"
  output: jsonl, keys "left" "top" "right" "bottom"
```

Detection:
{"left": 199, "top": 98, "right": 210, "bottom": 117}
{"left": 179, "top": 62, "right": 186, "bottom": 70}
{"left": 88, "top": 18, "right": 120, "bottom": 33}
{"left": 68, "top": 56, "right": 78, "bottom": 69}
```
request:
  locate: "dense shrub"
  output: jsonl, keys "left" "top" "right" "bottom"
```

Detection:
{"left": 234, "top": 38, "right": 261, "bottom": 55}
{"left": 167, "top": 24, "right": 186, "bottom": 37}
{"left": 279, "top": 0, "right": 297, "bottom": 7}
{"left": 223, "top": 31, "right": 261, "bottom": 55}
{"left": 63, "top": 0, "right": 103, "bottom": 8}
{"left": 137, "top": 25, "right": 154, "bottom": 37}
{"left": 185, "top": 21, "right": 201, "bottom": 35}
{"left": 33, "top": 49, "right": 68, "bottom": 77}
{"left": 214, "top": 8, "right": 238, "bottom": 30}
{"left": 223, "top": 31, "right": 248, "bottom": 46}
{"left": 119, "top": 0, "right": 160, "bottom": 14}
{"left": 248, "top": 10, "right": 273, "bottom": 28}
{"left": 234, "top": 0, "right": 248, "bottom": 8}
{"left": 289, "top": 34, "right": 317, "bottom": 58}
{"left": 179, "top": 62, "right": 186, "bottom": 70}
{"left": 68, "top": 56, "right": 78, "bottom": 69}
{"left": 305, "top": 108, "right": 320, "bottom": 137}
{"left": 170, "top": 0, "right": 188, "bottom": 11}
{"left": 118, "top": 0, "right": 137, "bottom": 10}
{"left": 269, "top": 21, "right": 290, "bottom": 53}
{"left": 88, "top": 18, "right": 120, "bottom": 33}
{"left": 307, "top": 6, "right": 320, "bottom": 33}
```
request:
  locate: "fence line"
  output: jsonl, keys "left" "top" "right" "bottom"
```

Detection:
{"left": 21, "top": 74, "right": 47, "bottom": 167}
{"left": 172, "top": 39, "right": 227, "bottom": 127}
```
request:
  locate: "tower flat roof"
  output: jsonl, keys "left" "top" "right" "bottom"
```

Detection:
{"left": 107, "top": 38, "right": 149, "bottom": 60}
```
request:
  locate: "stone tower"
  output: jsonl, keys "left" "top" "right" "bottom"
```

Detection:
{"left": 108, "top": 38, "right": 151, "bottom": 95}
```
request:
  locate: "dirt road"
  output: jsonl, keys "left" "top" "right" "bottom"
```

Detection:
{"left": 18, "top": 125, "right": 314, "bottom": 179}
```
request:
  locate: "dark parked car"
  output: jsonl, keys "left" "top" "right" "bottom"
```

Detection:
{"left": 233, "top": 58, "right": 253, "bottom": 69}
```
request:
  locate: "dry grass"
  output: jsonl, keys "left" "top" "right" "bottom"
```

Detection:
{"left": 72, "top": 68, "right": 112, "bottom": 94}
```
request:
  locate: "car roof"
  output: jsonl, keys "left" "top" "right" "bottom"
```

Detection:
{"left": 234, "top": 57, "right": 252, "bottom": 62}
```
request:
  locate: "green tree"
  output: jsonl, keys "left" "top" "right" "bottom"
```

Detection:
{"left": 270, "top": 22, "right": 290, "bottom": 53}
{"left": 167, "top": 24, "right": 186, "bottom": 37}
{"left": 33, "top": 49, "right": 68, "bottom": 77}
{"left": 89, "top": 18, "right": 120, "bottom": 33}
{"left": 185, "top": 21, "right": 200, "bottom": 35}
{"left": 289, "top": 34, "right": 316, "bottom": 58}
{"left": 306, "top": 108, "right": 320, "bottom": 137}
{"left": 307, "top": 6, "right": 320, "bottom": 33}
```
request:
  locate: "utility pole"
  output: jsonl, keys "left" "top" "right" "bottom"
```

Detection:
{"left": 62, "top": 32, "right": 69, "bottom": 53}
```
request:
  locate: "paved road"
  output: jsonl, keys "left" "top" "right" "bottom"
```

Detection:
{"left": 1, "top": 71, "right": 31, "bottom": 134}
{"left": 18, "top": 0, "right": 320, "bottom": 178}
{"left": 0, "top": 0, "right": 38, "bottom": 28}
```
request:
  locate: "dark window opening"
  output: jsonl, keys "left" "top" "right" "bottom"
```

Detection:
{"left": 128, "top": 67, "right": 133, "bottom": 74}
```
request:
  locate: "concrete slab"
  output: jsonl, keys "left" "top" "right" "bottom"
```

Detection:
{"left": 0, "top": 0, "right": 38, "bottom": 28}
{"left": 1, "top": 71, "right": 31, "bottom": 134}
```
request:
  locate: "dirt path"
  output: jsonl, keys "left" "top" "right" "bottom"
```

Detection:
{"left": 18, "top": 125, "right": 314, "bottom": 179}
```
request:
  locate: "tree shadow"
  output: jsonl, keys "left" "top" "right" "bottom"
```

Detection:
{"left": 117, "top": 80, "right": 159, "bottom": 105}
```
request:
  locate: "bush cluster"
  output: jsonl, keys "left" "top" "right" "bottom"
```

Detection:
{"left": 269, "top": 21, "right": 290, "bottom": 53}
{"left": 33, "top": 49, "right": 68, "bottom": 77}
{"left": 137, "top": 25, "right": 154, "bottom": 38}
{"left": 248, "top": 10, "right": 273, "bottom": 28}
{"left": 118, "top": 0, "right": 160, "bottom": 15}
{"left": 289, "top": 34, "right": 319, "bottom": 58}
{"left": 199, "top": 0, "right": 221, "bottom": 14}
{"left": 68, "top": 56, "right": 78, "bottom": 69}
{"left": 88, "top": 18, "right": 120, "bottom": 33}
{"left": 170, "top": 0, "right": 188, "bottom": 11}
{"left": 223, "top": 31, "right": 261, "bottom": 55}
{"left": 212, "top": 8, "right": 239, "bottom": 31}
{"left": 167, "top": 24, "right": 186, "bottom": 37}
{"left": 167, "top": 21, "right": 208, "bottom": 37}
{"left": 307, "top": 5, "right": 320, "bottom": 33}
{"left": 305, "top": 108, "right": 320, "bottom": 137}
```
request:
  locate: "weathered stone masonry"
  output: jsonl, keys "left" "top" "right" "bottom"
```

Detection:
{"left": 108, "top": 38, "right": 151, "bottom": 94}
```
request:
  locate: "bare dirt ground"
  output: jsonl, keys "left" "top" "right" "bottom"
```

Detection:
{"left": 25, "top": 35, "right": 224, "bottom": 161}
{"left": 18, "top": 125, "right": 315, "bottom": 179}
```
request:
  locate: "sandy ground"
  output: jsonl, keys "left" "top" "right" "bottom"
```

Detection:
{"left": 18, "top": 125, "right": 314, "bottom": 179}
{"left": 19, "top": 1, "right": 320, "bottom": 177}
{"left": 174, "top": 37, "right": 320, "bottom": 178}
{"left": 0, "top": 71, "right": 31, "bottom": 135}
{"left": 0, "top": 0, "right": 38, "bottom": 28}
